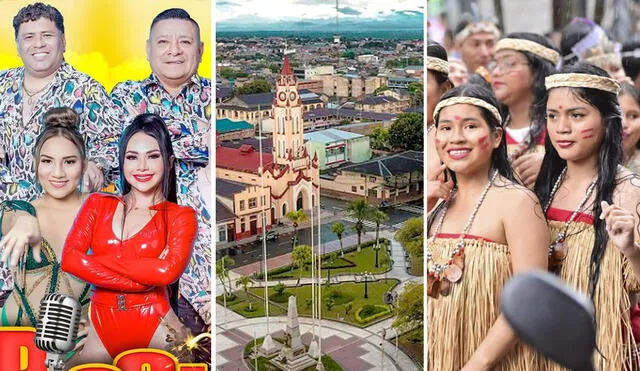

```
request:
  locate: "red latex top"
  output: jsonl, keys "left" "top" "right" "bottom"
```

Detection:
{"left": 61, "top": 192, "right": 197, "bottom": 292}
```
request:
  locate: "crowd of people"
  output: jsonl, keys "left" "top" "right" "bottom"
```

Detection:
{"left": 428, "top": 14, "right": 640, "bottom": 371}
{"left": 0, "top": 2, "right": 211, "bottom": 366}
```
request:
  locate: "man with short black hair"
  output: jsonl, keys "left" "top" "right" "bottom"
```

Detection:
{"left": 0, "top": 2, "right": 120, "bottom": 304}
{"left": 110, "top": 8, "right": 210, "bottom": 361}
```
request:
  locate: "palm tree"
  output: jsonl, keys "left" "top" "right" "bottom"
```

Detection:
{"left": 346, "top": 199, "right": 372, "bottom": 252}
{"left": 286, "top": 209, "right": 308, "bottom": 248}
{"left": 369, "top": 209, "right": 389, "bottom": 268}
{"left": 331, "top": 222, "right": 346, "bottom": 257}
{"left": 236, "top": 275, "right": 254, "bottom": 309}
{"left": 292, "top": 244, "right": 312, "bottom": 286}
{"left": 215, "top": 255, "right": 235, "bottom": 298}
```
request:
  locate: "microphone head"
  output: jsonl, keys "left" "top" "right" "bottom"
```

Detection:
{"left": 35, "top": 293, "right": 82, "bottom": 354}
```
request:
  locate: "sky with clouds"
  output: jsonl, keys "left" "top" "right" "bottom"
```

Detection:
{"left": 216, "top": 0, "right": 424, "bottom": 23}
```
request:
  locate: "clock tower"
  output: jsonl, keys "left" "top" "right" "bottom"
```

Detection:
{"left": 272, "top": 55, "right": 305, "bottom": 165}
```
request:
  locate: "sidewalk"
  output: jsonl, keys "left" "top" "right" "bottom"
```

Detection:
{"left": 216, "top": 308, "right": 419, "bottom": 371}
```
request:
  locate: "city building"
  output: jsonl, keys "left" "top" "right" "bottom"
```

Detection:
{"left": 216, "top": 118, "right": 254, "bottom": 141}
{"left": 320, "top": 151, "right": 423, "bottom": 204}
{"left": 217, "top": 89, "right": 325, "bottom": 125}
{"left": 216, "top": 56, "right": 321, "bottom": 231}
{"left": 303, "top": 107, "right": 396, "bottom": 131}
{"left": 387, "top": 76, "right": 421, "bottom": 89}
{"left": 317, "top": 74, "right": 385, "bottom": 99}
{"left": 356, "top": 54, "right": 379, "bottom": 64}
{"left": 216, "top": 200, "right": 236, "bottom": 243}
{"left": 216, "top": 179, "right": 273, "bottom": 241}
{"left": 354, "top": 95, "right": 409, "bottom": 113}
{"left": 304, "top": 128, "right": 372, "bottom": 170}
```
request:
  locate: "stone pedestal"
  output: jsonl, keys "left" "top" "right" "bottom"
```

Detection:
{"left": 270, "top": 295, "right": 318, "bottom": 370}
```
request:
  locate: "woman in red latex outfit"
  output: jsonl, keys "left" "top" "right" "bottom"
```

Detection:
{"left": 62, "top": 113, "right": 196, "bottom": 363}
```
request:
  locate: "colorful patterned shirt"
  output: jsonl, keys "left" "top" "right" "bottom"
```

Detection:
{"left": 110, "top": 73, "right": 210, "bottom": 315}
{"left": 0, "top": 61, "right": 121, "bottom": 291}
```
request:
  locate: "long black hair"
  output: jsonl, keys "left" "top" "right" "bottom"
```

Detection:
{"left": 501, "top": 32, "right": 558, "bottom": 152}
{"left": 119, "top": 113, "right": 177, "bottom": 203}
{"left": 534, "top": 63, "right": 623, "bottom": 300}
{"left": 427, "top": 39, "right": 449, "bottom": 85}
{"left": 118, "top": 113, "right": 180, "bottom": 311}
{"left": 427, "top": 83, "right": 514, "bottom": 230}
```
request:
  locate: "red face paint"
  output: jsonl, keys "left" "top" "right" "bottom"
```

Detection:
{"left": 435, "top": 138, "right": 441, "bottom": 145}
{"left": 478, "top": 135, "right": 490, "bottom": 149}
{"left": 454, "top": 115, "right": 461, "bottom": 120}
{"left": 559, "top": 105, "right": 563, "bottom": 109}
{"left": 580, "top": 128, "right": 594, "bottom": 139}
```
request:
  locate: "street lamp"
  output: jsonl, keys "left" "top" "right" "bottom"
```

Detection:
{"left": 355, "top": 271, "right": 373, "bottom": 299}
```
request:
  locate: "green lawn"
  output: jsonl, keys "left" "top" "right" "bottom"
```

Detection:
{"left": 216, "top": 290, "right": 287, "bottom": 318}
{"left": 269, "top": 241, "right": 392, "bottom": 279}
{"left": 398, "top": 327, "right": 424, "bottom": 367}
{"left": 247, "top": 279, "right": 399, "bottom": 327}
{"left": 409, "top": 254, "right": 423, "bottom": 276}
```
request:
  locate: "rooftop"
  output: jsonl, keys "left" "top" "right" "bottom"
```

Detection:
{"left": 359, "top": 95, "right": 398, "bottom": 105}
{"left": 304, "top": 108, "right": 396, "bottom": 121}
{"left": 304, "top": 128, "right": 364, "bottom": 143}
{"left": 220, "top": 137, "right": 274, "bottom": 153}
{"left": 339, "top": 150, "right": 423, "bottom": 177}
{"left": 216, "top": 118, "right": 253, "bottom": 133}
{"left": 216, "top": 144, "right": 273, "bottom": 174}
{"left": 216, "top": 179, "right": 247, "bottom": 198}
{"left": 216, "top": 199, "right": 236, "bottom": 222}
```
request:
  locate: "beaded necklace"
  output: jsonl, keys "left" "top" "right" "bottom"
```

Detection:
{"left": 427, "top": 170, "right": 498, "bottom": 298}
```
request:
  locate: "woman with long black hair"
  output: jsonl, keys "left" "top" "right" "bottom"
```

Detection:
{"left": 427, "top": 39, "right": 453, "bottom": 181}
{"left": 535, "top": 63, "right": 640, "bottom": 369}
{"left": 61, "top": 113, "right": 196, "bottom": 363}
{"left": 490, "top": 32, "right": 559, "bottom": 187}
{"left": 427, "top": 84, "right": 548, "bottom": 370}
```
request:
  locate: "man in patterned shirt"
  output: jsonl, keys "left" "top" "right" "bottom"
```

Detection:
{"left": 0, "top": 3, "right": 120, "bottom": 305}
{"left": 110, "top": 8, "right": 211, "bottom": 353}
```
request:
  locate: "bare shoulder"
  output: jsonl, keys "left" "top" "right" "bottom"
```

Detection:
{"left": 492, "top": 176, "right": 541, "bottom": 210}
{"left": 614, "top": 167, "right": 640, "bottom": 205}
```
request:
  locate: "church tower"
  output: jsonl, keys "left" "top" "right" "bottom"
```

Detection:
{"left": 272, "top": 55, "right": 305, "bottom": 165}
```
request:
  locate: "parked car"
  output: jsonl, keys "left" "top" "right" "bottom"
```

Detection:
{"left": 256, "top": 230, "right": 279, "bottom": 242}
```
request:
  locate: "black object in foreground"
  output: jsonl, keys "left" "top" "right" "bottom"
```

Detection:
{"left": 501, "top": 270, "right": 596, "bottom": 371}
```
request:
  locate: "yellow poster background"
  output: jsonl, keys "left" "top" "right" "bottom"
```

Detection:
{"left": 0, "top": 0, "right": 211, "bottom": 91}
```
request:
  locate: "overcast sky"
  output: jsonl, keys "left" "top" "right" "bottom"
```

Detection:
{"left": 216, "top": 0, "right": 424, "bottom": 23}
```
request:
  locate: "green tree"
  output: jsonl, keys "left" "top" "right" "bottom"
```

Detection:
{"left": 395, "top": 217, "right": 424, "bottom": 262}
{"left": 286, "top": 209, "right": 308, "bottom": 248}
{"left": 368, "top": 209, "right": 389, "bottom": 268}
{"left": 388, "top": 112, "right": 424, "bottom": 151}
{"left": 342, "top": 50, "right": 355, "bottom": 59}
{"left": 331, "top": 222, "right": 346, "bottom": 257}
{"left": 373, "top": 85, "right": 388, "bottom": 95}
{"left": 346, "top": 199, "right": 373, "bottom": 252}
{"left": 292, "top": 244, "right": 313, "bottom": 280}
{"left": 273, "top": 282, "right": 286, "bottom": 296}
{"left": 392, "top": 282, "right": 423, "bottom": 331}
{"left": 236, "top": 79, "right": 272, "bottom": 95}
{"left": 324, "top": 296, "right": 336, "bottom": 311}
{"left": 216, "top": 255, "right": 235, "bottom": 298}
{"left": 236, "top": 275, "right": 254, "bottom": 309}
{"left": 407, "top": 82, "right": 424, "bottom": 107}
{"left": 220, "top": 67, "right": 235, "bottom": 80}
{"left": 369, "top": 126, "right": 390, "bottom": 150}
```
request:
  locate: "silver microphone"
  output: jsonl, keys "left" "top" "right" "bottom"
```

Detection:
{"left": 34, "top": 293, "right": 82, "bottom": 371}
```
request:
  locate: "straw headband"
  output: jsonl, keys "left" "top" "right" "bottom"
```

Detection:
{"left": 495, "top": 38, "right": 560, "bottom": 65}
{"left": 427, "top": 56, "right": 449, "bottom": 74}
{"left": 584, "top": 53, "right": 621, "bottom": 68}
{"left": 434, "top": 97, "right": 502, "bottom": 124}
{"left": 545, "top": 73, "right": 621, "bottom": 95}
{"left": 455, "top": 21, "right": 501, "bottom": 45}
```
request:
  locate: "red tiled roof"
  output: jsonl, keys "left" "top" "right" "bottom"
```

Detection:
{"left": 217, "top": 145, "right": 273, "bottom": 174}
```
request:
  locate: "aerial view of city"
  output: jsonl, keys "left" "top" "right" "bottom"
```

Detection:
{"left": 215, "top": 1, "right": 424, "bottom": 370}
